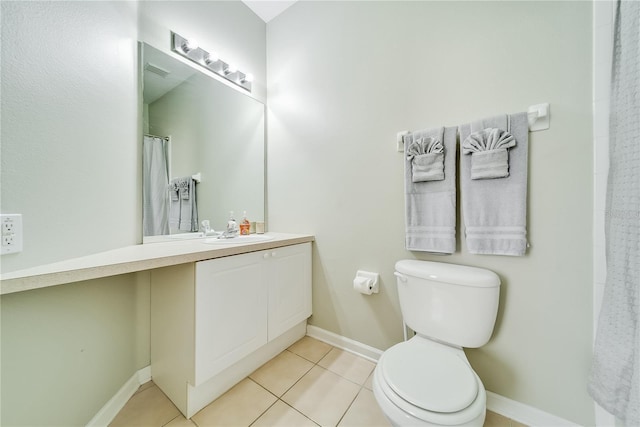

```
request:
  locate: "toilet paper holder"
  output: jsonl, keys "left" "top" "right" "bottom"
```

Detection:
{"left": 354, "top": 270, "right": 379, "bottom": 294}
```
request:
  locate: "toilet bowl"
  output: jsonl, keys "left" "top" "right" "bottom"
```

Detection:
{"left": 372, "top": 337, "right": 486, "bottom": 426}
{"left": 373, "top": 260, "right": 500, "bottom": 427}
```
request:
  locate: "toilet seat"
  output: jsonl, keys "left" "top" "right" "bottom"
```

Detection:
{"left": 374, "top": 337, "right": 486, "bottom": 426}
{"left": 381, "top": 340, "right": 478, "bottom": 413}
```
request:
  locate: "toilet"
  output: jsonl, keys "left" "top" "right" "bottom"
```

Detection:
{"left": 372, "top": 260, "right": 501, "bottom": 427}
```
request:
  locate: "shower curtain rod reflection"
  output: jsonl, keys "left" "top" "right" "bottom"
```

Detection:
{"left": 144, "top": 133, "right": 170, "bottom": 141}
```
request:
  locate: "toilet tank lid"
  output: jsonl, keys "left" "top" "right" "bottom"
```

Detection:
{"left": 395, "top": 260, "right": 500, "bottom": 288}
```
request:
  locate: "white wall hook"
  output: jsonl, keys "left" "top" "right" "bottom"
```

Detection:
{"left": 527, "top": 103, "right": 550, "bottom": 132}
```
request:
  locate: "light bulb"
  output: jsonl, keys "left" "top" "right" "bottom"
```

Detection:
{"left": 182, "top": 38, "right": 199, "bottom": 52}
{"left": 225, "top": 63, "right": 237, "bottom": 74}
{"left": 205, "top": 52, "right": 218, "bottom": 65}
{"left": 243, "top": 73, "right": 254, "bottom": 83}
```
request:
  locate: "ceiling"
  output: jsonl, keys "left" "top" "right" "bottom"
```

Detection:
{"left": 241, "top": 0, "right": 297, "bottom": 22}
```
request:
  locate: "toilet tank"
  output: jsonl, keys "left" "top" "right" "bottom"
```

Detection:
{"left": 395, "top": 260, "right": 500, "bottom": 348}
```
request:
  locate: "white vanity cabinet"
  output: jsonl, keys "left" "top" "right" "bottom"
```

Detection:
{"left": 151, "top": 242, "right": 311, "bottom": 418}
{"left": 264, "top": 244, "right": 313, "bottom": 338}
{"left": 194, "top": 250, "right": 268, "bottom": 385}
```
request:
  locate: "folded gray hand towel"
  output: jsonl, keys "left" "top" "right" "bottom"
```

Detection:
{"left": 407, "top": 136, "right": 445, "bottom": 182}
{"left": 459, "top": 113, "right": 528, "bottom": 256}
{"left": 462, "top": 128, "right": 516, "bottom": 179}
{"left": 404, "top": 126, "right": 456, "bottom": 254}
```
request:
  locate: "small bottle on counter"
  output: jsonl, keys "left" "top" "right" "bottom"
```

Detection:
{"left": 240, "top": 211, "right": 250, "bottom": 235}
{"left": 227, "top": 211, "right": 238, "bottom": 236}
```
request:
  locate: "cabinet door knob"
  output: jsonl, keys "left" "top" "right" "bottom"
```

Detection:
{"left": 263, "top": 253, "right": 270, "bottom": 259}
{"left": 271, "top": 252, "right": 277, "bottom": 257}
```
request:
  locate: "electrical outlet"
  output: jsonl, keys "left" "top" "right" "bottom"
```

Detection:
{"left": 3, "top": 221, "right": 15, "bottom": 233}
{"left": 1, "top": 214, "right": 23, "bottom": 254}
{"left": 3, "top": 234, "right": 14, "bottom": 246}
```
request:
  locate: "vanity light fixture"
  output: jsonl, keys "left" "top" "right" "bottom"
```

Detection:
{"left": 171, "top": 32, "right": 252, "bottom": 92}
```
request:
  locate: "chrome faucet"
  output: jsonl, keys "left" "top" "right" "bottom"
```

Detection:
{"left": 218, "top": 228, "right": 238, "bottom": 239}
{"left": 220, "top": 213, "right": 239, "bottom": 239}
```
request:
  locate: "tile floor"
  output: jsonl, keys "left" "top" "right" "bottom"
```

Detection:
{"left": 110, "top": 336, "right": 526, "bottom": 427}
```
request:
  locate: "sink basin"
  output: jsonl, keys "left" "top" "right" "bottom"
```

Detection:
{"left": 203, "top": 234, "right": 275, "bottom": 245}
{"left": 168, "top": 232, "right": 205, "bottom": 240}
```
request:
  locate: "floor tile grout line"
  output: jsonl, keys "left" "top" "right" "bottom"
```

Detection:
{"left": 288, "top": 349, "right": 334, "bottom": 365}
{"left": 248, "top": 376, "right": 282, "bottom": 400}
{"left": 284, "top": 342, "right": 365, "bottom": 426}
{"left": 286, "top": 340, "right": 378, "bottom": 425}
{"left": 335, "top": 384, "right": 366, "bottom": 427}
{"left": 246, "top": 372, "right": 327, "bottom": 427}
{"left": 160, "top": 413, "right": 182, "bottom": 427}
{"left": 288, "top": 344, "right": 375, "bottom": 427}
{"left": 314, "top": 346, "right": 377, "bottom": 388}
{"left": 251, "top": 346, "right": 331, "bottom": 399}
{"left": 124, "top": 384, "right": 183, "bottom": 427}
{"left": 276, "top": 398, "right": 322, "bottom": 426}
{"left": 246, "top": 390, "right": 279, "bottom": 427}
{"left": 248, "top": 349, "right": 328, "bottom": 427}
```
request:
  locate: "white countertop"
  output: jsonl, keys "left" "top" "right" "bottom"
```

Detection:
{"left": 0, "top": 233, "right": 314, "bottom": 295}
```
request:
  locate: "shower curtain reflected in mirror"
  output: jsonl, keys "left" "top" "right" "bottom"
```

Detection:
{"left": 143, "top": 135, "right": 170, "bottom": 236}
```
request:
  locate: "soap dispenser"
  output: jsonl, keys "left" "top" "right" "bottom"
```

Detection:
{"left": 240, "top": 211, "right": 250, "bottom": 235}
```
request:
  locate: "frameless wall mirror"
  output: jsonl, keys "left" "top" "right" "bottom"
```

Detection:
{"left": 141, "top": 43, "right": 265, "bottom": 243}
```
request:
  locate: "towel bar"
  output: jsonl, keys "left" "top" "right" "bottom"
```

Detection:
{"left": 396, "top": 102, "right": 550, "bottom": 151}
{"left": 527, "top": 103, "right": 550, "bottom": 131}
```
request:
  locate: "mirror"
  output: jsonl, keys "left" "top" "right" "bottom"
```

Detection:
{"left": 141, "top": 43, "right": 265, "bottom": 242}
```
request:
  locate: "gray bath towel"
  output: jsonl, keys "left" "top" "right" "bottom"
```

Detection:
{"left": 168, "top": 177, "right": 198, "bottom": 232}
{"left": 459, "top": 112, "right": 528, "bottom": 256}
{"left": 178, "top": 177, "right": 198, "bottom": 232}
{"left": 404, "top": 126, "right": 457, "bottom": 254}
{"left": 168, "top": 179, "right": 180, "bottom": 230}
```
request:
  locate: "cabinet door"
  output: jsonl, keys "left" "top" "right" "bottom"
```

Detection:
{"left": 267, "top": 243, "right": 312, "bottom": 339}
{"left": 194, "top": 252, "right": 267, "bottom": 385}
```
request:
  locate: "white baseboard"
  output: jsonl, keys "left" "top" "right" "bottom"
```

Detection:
{"left": 137, "top": 365, "right": 151, "bottom": 384}
{"left": 306, "top": 325, "right": 384, "bottom": 362}
{"left": 306, "top": 325, "right": 579, "bottom": 427}
{"left": 86, "top": 366, "right": 151, "bottom": 427}
{"left": 486, "top": 391, "right": 580, "bottom": 426}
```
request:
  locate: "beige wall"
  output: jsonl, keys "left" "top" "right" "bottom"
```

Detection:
{"left": 1, "top": 274, "right": 142, "bottom": 425}
{"left": 0, "top": 3, "right": 140, "bottom": 425}
{"left": 0, "top": 1, "right": 139, "bottom": 273}
{"left": 0, "top": 1, "right": 266, "bottom": 425}
{"left": 267, "top": 1, "right": 593, "bottom": 425}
